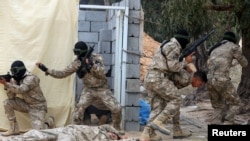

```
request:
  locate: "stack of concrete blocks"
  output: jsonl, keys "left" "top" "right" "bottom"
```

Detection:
{"left": 77, "top": 0, "right": 143, "bottom": 131}
{"left": 77, "top": 9, "right": 110, "bottom": 100}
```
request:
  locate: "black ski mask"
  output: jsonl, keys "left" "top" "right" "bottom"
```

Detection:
{"left": 73, "top": 41, "right": 88, "bottom": 60}
{"left": 10, "top": 60, "right": 27, "bottom": 82}
{"left": 174, "top": 30, "right": 190, "bottom": 49}
{"left": 223, "top": 31, "right": 237, "bottom": 43}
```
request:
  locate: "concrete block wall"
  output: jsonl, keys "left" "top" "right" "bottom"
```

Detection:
{"left": 77, "top": 0, "right": 143, "bottom": 131}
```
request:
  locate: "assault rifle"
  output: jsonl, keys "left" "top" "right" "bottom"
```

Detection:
{"left": 76, "top": 45, "right": 95, "bottom": 78}
{"left": 0, "top": 72, "right": 12, "bottom": 82}
{"left": 82, "top": 45, "right": 94, "bottom": 63}
{"left": 179, "top": 30, "right": 215, "bottom": 62}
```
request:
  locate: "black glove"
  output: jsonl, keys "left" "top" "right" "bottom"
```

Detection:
{"left": 38, "top": 63, "right": 48, "bottom": 72}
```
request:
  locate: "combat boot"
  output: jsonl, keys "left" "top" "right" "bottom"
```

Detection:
{"left": 90, "top": 114, "right": 99, "bottom": 125}
{"left": 140, "top": 126, "right": 151, "bottom": 141}
{"left": 149, "top": 116, "right": 171, "bottom": 135}
{"left": 140, "top": 126, "right": 162, "bottom": 141}
{"left": 173, "top": 124, "right": 192, "bottom": 139}
{"left": 206, "top": 108, "right": 223, "bottom": 125}
{"left": 45, "top": 116, "right": 56, "bottom": 129}
{"left": 99, "top": 115, "right": 107, "bottom": 125}
{"left": 1, "top": 120, "right": 20, "bottom": 136}
{"left": 149, "top": 128, "right": 162, "bottom": 141}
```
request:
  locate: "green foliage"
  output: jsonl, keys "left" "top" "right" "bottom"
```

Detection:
{"left": 141, "top": 0, "right": 247, "bottom": 48}
{"left": 141, "top": 0, "right": 167, "bottom": 42}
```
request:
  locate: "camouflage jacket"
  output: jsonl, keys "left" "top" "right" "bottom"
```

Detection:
{"left": 145, "top": 38, "right": 191, "bottom": 87}
{"left": 5, "top": 71, "right": 47, "bottom": 109}
{"left": 207, "top": 40, "right": 248, "bottom": 79}
{"left": 4, "top": 124, "right": 139, "bottom": 141}
{"left": 47, "top": 53, "right": 107, "bottom": 88}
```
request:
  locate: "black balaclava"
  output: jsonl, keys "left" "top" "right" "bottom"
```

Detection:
{"left": 223, "top": 31, "right": 237, "bottom": 43}
{"left": 174, "top": 29, "right": 190, "bottom": 49}
{"left": 10, "top": 60, "right": 27, "bottom": 82}
{"left": 73, "top": 41, "right": 88, "bottom": 60}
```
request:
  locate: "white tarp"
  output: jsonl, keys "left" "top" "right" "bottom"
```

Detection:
{"left": 0, "top": 0, "right": 79, "bottom": 131}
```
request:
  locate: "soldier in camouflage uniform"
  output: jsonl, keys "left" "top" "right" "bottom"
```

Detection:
{"left": 36, "top": 41, "right": 122, "bottom": 130}
{"left": 206, "top": 31, "right": 248, "bottom": 125}
{"left": 140, "top": 30, "right": 195, "bottom": 141}
{"left": 3, "top": 124, "right": 139, "bottom": 141}
{"left": 0, "top": 60, "right": 55, "bottom": 136}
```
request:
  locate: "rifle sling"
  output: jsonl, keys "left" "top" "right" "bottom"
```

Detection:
{"left": 208, "top": 40, "right": 227, "bottom": 56}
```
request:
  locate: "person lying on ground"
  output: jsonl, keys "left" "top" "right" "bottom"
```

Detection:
{"left": 2, "top": 124, "right": 139, "bottom": 141}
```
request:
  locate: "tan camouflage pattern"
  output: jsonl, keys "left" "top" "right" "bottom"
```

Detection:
{"left": 4, "top": 71, "right": 47, "bottom": 130}
{"left": 48, "top": 53, "right": 107, "bottom": 88}
{"left": 46, "top": 53, "right": 121, "bottom": 124}
{"left": 144, "top": 38, "right": 190, "bottom": 124}
{"left": 147, "top": 38, "right": 187, "bottom": 74}
{"left": 207, "top": 41, "right": 248, "bottom": 124}
{"left": 91, "top": 97, "right": 110, "bottom": 111}
{"left": 74, "top": 85, "right": 121, "bottom": 124}
{"left": 4, "top": 124, "right": 139, "bottom": 141}
{"left": 169, "top": 69, "right": 191, "bottom": 89}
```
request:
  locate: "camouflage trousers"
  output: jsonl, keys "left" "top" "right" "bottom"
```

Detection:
{"left": 207, "top": 77, "right": 240, "bottom": 124}
{"left": 144, "top": 77, "right": 182, "bottom": 124}
{"left": 4, "top": 125, "right": 139, "bottom": 141}
{"left": 73, "top": 86, "right": 121, "bottom": 124}
{"left": 3, "top": 97, "right": 47, "bottom": 130}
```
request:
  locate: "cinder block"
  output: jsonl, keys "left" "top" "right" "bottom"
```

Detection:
{"left": 85, "top": 11, "right": 107, "bottom": 22}
{"left": 78, "top": 21, "right": 90, "bottom": 32}
{"left": 128, "top": 24, "right": 140, "bottom": 37}
{"left": 126, "top": 64, "right": 140, "bottom": 78}
{"left": 125, "top": 92, "right": 140, "bottom": 106}
{"left": 78, "top": 11, "right": 86, "bottom": 20}
{"left": 78, "top": 32, "right": 99, "bottom": 42}
{"left": 104, "top": 65, "right": 111, "bottom": 75}
{"left": 101, "top": 53, "right": 113, "bottom": 66}
{"left": 90, "top": 43, "right": 98, "bottom": 54}
{"left": 124, "top": 121, "right": 140, "bottom": 131}
{"left": 127, "top": 37, "right": 140, "bottom": 51}
{"left": 126, "top": 79, "right": 140, "bottom": 92}
{"left": 91, "top": 22, "right": 108, "bottom": 32}
{"left": 100, "top": 29, "right": 112, "bottom": 41}
{"left": 98, "top": 41, "right": 111, "bottom": 53}
{"left": 126, "top": 53, "right": 140, "bottom": 64}
{"left": 128, "top": 10, "right": 141, "bottom": 24}
{"left": 106, "top": 77, "right": 114, "bottom": 90}
{"left": 125, "top": 107, "right": 140, "bottom": 121}
{"left": 129, "top": 0, "right": 141, "bottom": 10}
